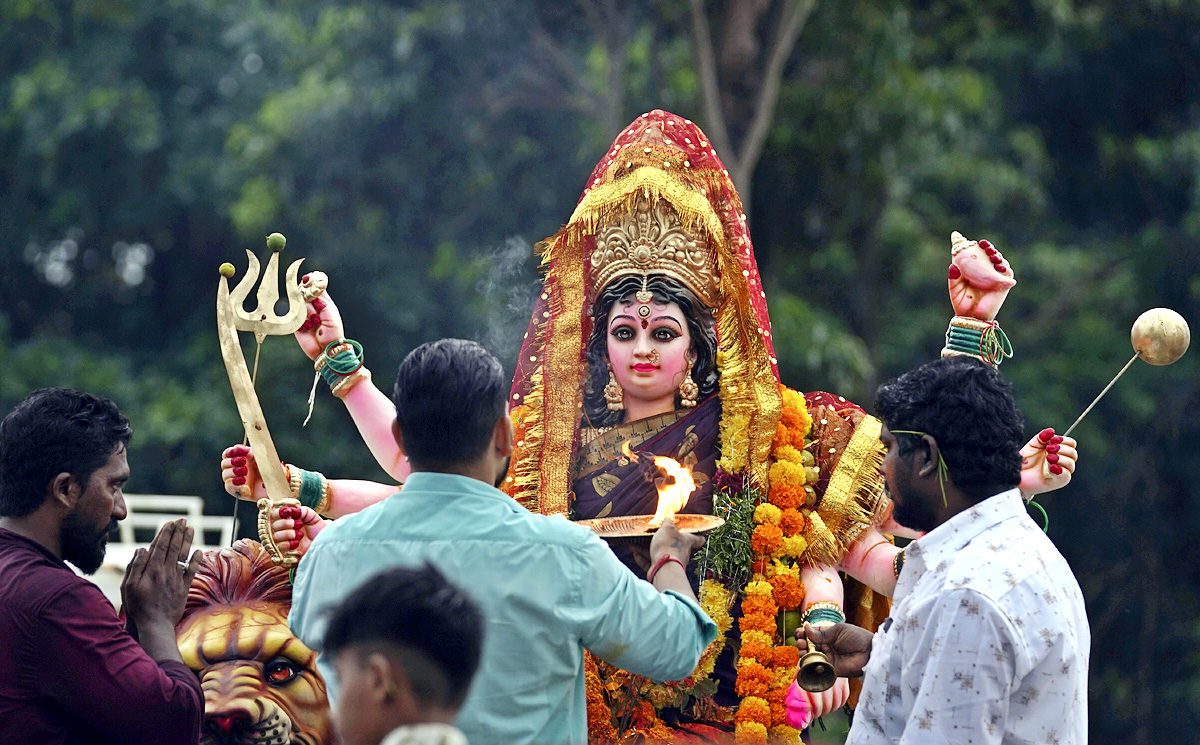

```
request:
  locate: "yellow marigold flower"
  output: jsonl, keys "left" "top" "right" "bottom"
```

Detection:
{"left": 770, "top": 559, "right": 800, "bottom": 579}
{"left": 780, "top": 385, "right": 805, "bottom": 412}
{"left": 753, "top": 502, "right": 782, "bottom": 525}
{"left": 744, "top": 579, "right": 774, "bottom": 597}
{"left": 781, "top": 535, "right": 809, "bottom": 558}
{"left": 769, "top": 724, "right": 802, "bottom": 745}
{"left": 773, "top": 443, "right": 804, "bottom": 465}
{"left": 735, "top": 721, "right": 769, "bottom": 742}
{"left": 741, "top": 630, "right": 774, "bottom": 648}
{"left": 769, "top": 459, "right": 806, "bottom": 487}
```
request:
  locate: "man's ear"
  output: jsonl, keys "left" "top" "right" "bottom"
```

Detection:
{"left": 369, "top": 652, "right": 420, "bottom": 722}
{"left": 915, "top": 435, "right": 940, "bottom": 479}
{"left": 48, "top": 472, "right": 78, "bottom": 511}
{"left": 392, "top": 419, "right": 407, "bottom": 458}
{"left": 494, "top": 413, "right": 514, "bottom": 457}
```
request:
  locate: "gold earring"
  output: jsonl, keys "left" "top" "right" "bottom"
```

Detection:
{"left": 678, "top": 359, "right": 698, "bottom": 408}
{"left": 604, "top": 366, "right": 624, "bottom": 411}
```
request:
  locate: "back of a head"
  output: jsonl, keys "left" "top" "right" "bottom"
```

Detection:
{"left": 323, "top": 564, "right": 484, "bottom": 710}
{"left": 0, "top": 388, "right": 132, "bottom": 518}
{"left": 874, "top": 356, "right": 1024, "bottom": 498}
{"left": 391, "top": 339, "right": 507, "bottom": 469}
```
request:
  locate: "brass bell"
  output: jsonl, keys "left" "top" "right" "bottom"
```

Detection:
{"left": 796, "top": 637, "right": 837, "bottom": 692}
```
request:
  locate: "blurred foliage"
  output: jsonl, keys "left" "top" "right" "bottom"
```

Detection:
{"left": 2, "top": 0, "right": 1200, "bottom": 741}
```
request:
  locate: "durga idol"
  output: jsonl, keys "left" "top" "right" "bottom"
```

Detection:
{"left": 222, "top": 110, "right": 1077, "bottom": 742}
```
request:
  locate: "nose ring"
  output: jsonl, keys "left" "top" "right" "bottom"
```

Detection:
{"left": 648, "top": 350, "right": 660, "bottom": 365}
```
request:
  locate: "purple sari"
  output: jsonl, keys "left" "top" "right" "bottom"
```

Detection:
{"left": 572, "top": 395, "right": 721, "bottom": 576}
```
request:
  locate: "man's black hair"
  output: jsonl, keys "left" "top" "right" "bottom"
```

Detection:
{"left": 0, "top": 388, "right": 132, "bottom": 517}
{"left": 874, "top": 356, "right": 1025, "bottom": 500}
{"left": 391, "top": 339, "right": 507, "bottom": 469}
{"left": 323, "top": 564, "right": 484, "bottom": 708}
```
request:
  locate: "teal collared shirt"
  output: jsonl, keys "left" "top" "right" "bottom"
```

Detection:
{"left": 290, "top": 472, "right": 717, "bottom": 745}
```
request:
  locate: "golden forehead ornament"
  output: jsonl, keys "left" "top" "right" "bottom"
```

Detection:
{"left": 590, "top": 196, "right": 718, "bottom": 309}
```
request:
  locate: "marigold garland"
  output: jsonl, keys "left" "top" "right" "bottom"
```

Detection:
{"left": 732, "top": 385, "right": 817, "bottom": 743}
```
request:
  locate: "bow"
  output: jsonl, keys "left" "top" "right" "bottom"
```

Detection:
{"left": 216, "top": 235, "right": 307, "bottom": 566}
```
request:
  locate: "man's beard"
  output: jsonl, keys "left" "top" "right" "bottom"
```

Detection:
{"left": 61, "top": 513, "right": 117, "bottom": 575}
{"left": 494, "top": 456, "right": 512, "bottom": 489}
{"left": 887, "top": 482, "right": 938, "bottom": 535}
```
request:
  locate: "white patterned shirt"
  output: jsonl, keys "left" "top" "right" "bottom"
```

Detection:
{"left": 849, "top": 489, "right": 1089, "bottom": 745}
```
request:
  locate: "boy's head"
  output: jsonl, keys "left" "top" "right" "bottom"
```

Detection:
{"left": 323, "top": 564, "right": 484, "bottom": 745}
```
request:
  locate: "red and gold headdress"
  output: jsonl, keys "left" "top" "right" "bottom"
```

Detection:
{"left": 506, "top": 110, "right": 782, "bottom": 515}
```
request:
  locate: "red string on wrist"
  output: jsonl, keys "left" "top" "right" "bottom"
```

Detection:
{"left": 647, "top": 554, "right": 686, "bottom": 584}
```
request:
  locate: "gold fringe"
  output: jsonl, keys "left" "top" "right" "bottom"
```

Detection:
{"left": 805, "top": 416, "right": 886, "bottom": 565}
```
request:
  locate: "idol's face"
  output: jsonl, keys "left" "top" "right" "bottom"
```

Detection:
{"left": 61, "top": 446, "right": 129, "bottom": 575}
{"left": 606, "top": 296, "right": 693, "bottom": 414}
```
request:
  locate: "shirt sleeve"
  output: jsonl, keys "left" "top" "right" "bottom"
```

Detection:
{"left": 34, "top": 581, "right": 203, "bottom": 745}
{"left": 895, "top": 588, "right": 1019, "bottom": 745}
{"left": 562, "top": 535, "right": 717, "bottom": 681}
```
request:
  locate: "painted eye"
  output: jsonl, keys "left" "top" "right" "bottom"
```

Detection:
{"left": 652, "top": 328, "right": 679, "bottom": 342}
{"left": 610, "top": 326, "right": 634, "bottom": 341}
{"left": 264, "top": 657, "right": 300, "bottom": 686}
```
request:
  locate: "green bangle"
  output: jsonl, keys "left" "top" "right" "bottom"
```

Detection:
{"left": 323, "top": 339, "right": 364, "bottom": 375}
{"left": 801, "top": 607, "right": 846, "bottom": 626}
{"left": 297, "top": 468, "right": 324, "bottom": 510}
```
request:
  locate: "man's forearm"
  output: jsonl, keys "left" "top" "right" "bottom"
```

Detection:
{"left": 651, "top": 561, "right": 698, "bottom": 603}
{"left": 135, "top": 617, "right": 185, "bottom": 664}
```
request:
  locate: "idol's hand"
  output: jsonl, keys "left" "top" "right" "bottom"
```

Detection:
{"left": 949, "top": 236, "right": 1016, "bottom": 322}
{"left": 295, "top": 284, "right": 346, "bottom": 360}
{"left": 805, "top": 677, "right": 850, "bottom": 720}
{"left": 221, "top": 445, "right": 268, "bottom": 502}
{"left": 1019, "top": 427, "right": 1078, "bottom": 496}
{"left": 271, "top": 505, "right": 326, "bottom": 556}
{"left": 784, "top": 680, "right": 814, "bottom": 730}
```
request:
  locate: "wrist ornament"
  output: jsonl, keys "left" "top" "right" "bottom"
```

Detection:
{"left": 802, "top": 601, "right": 846, "bottom": 629}
{"left": 284, "top": 464, "right": 332, "bottom": 515}
{"left": 941, "top": 316, "right": 1013, "bottom": 367}
{"left": 315, "top": 339, "right": 370, "bottom": 398}
{"left": 646, "top": 553, "right": 686, "bottom": 584}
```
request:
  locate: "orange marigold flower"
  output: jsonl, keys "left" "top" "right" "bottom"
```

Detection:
{"left": 739, "top": 640, "right": 774, "bottom": 664}
{"left": 738, "top": 611, "right": 777, "bottom": 635}
{"left": 769, "top": 574, "right": 804, "bottom": 610}
{"left": 734, "top": 695, "right": 771, "bottom": 726}
{"left": 740, "top": 593, "right": 776, "bottom": 618}
{"left": 772, "top": 645, "right": 801, "bottom": 669}
{"left": 780, "top": 508, "right": 806, "bottom": 535}
{"left": 768, "top": 483, "right": 803, "bottom": 510}
{"left": 751, "top": 523, "right": 784, "bottom": 555}
{"left": 772, "top": 421, "right": 790, "bottom": 450}
{"left": 735, "top": 661, "right": 774, "bottom": 697}
{"left": 780, "top": 408, "right": 805, "bottom": 431}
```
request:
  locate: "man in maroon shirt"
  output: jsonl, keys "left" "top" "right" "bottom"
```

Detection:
{"left": 0, "top": 387, "right": 204, "bottom": 745}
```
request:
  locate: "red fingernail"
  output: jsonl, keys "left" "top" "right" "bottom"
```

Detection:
{"left": 232, "top": 456, "right": 246, "bottom": 467}
{"left": 312, "top": 298, "right": 326, "bottom": 311}
{"left": 1046, "top": 453, "right": 1060, "bottom": 464}
{"left": 948, "top": 265, "right": 961, "bottom": 280}
{"left": 292, "top": 519, "right": 300, "bottom": 529}
{"left": 1046, "top": 444, "right": 1060, "bottom": 454}
{"left": 290, "top": 539, "right": 300, "bottom": 549}
{"left": 232, "top": 476, "right": 246, "bottom": 486}
{"left": 298, "top": 319, "right": 312, "bottom": 332}
{"left": 990, "top": 255, "right": 1004, "bottom": 264}
{"left": 310, "top": 313, "right": 321, "bottom": 325}
{"left": 1051, "top": 435, "right": 1063, "bottom": 444}
{"left": 1038, "top": 428, "right": 1054, "bottom": 442}
{"left": 1049, "top": 464, "right": 1063, "bottom": 475}
{"left": 233, "top": 466, "right": 247, "bottom": 477}
{"left": 302, "top": 274, "right": 310, "bottom": 283}
{"left": 979, "top": 240, "right": 992, "bottom": 250}
{"left": 994, "top": 263, "right": 1007, "bottom": 273}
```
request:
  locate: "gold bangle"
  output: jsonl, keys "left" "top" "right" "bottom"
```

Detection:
{"left": 315, "top": 474, "right": 332, "bottom": 515}
{"left": 805, "top": 600, "right": 843, "bottom": 614}
{"left": 331, "top": 366, "right": 371, "bottom": 399}
{"left": 284, "top": 464, "right": 302, "bottom": 499}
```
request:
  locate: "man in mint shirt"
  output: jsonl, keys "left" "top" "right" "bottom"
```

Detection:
{"left": 289, "top": 339, "right": 717, "bottom": 745}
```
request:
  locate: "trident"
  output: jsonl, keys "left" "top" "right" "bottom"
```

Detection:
{"left": 217, "top": 233, "right": 308, "bottom": 566}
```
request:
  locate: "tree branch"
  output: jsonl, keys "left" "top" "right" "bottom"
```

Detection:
{"left": 688, "top": 0, "right": 736, "bottom": 169}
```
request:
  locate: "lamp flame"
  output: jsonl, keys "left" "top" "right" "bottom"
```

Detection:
{"left": 648, "top": 456, "right": 696, "bottom": 528}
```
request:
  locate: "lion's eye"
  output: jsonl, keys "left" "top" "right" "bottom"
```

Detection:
{"left": 264, "top": 657, "right": 300, "bottom": 686}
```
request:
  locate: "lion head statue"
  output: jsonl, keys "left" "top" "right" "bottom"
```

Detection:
{"left": 176, "top": 539, "right": 332, "bottom": 745}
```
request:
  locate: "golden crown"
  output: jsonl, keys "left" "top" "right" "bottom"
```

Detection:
{"left": 590, "top": 197, "right": 718, "bottom": 307}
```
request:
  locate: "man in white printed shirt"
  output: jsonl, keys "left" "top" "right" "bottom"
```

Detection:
{"left": 805, "top": 356, "right": 1089, "bottom": 744}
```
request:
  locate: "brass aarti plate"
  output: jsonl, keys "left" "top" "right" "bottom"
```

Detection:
{"left": 577, "top": 514, "right": 725, "bottom": 545}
